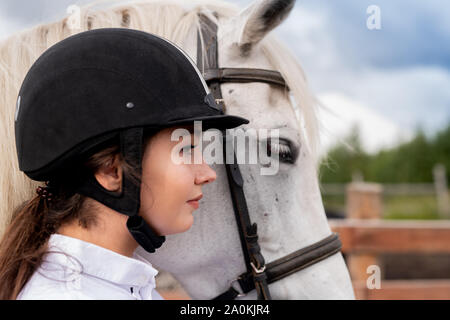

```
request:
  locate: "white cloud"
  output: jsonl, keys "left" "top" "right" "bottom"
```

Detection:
{"left": 317, "top": 92, "right": 413, "bottom": 155}
{"left": 349, "top": 66, "right": 450, "bottom": 131}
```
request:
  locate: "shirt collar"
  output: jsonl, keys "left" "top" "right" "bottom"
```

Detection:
{"left": 45, "top": 233, "right": 158, "bottom": 288}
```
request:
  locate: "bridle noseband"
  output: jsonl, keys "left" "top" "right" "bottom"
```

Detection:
{"left": 197, "top": 13, "right": 342, "bottom": 300}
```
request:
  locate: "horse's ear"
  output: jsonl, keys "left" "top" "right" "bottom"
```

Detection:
{"left": 234, "top": 0, "right": 296, "bottom": 55}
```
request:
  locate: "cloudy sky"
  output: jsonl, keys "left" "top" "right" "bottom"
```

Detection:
{"left": 1, "top": 0, "right": 449, "bottom": 153}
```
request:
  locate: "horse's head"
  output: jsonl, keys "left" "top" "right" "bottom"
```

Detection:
{"left": 0, "top": 0, "right": 354, "bottom": 299}
{"left": 141, "top": 0, "right": 355, "bottom": 299}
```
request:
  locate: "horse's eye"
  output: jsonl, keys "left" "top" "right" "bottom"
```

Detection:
{"left": 266, "top": 138, "right": 297, "bottom": 164}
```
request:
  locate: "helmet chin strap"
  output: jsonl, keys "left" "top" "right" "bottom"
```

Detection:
{"left": 77, "top": 127, "right": 165, "bottom": 253}
{"left": 126, "top": 215, "right": 166, "bottom": 253}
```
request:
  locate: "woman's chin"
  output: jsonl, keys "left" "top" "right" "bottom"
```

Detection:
{"left": 182, "top": 215, "right": 195, "bottom": 232}
{"left": 167, "top": 214, "right": 194, "bottom": 235}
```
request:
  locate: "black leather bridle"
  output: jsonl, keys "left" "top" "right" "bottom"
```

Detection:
{"left": 196, "top": 13, "right": 342, "bottom": 300}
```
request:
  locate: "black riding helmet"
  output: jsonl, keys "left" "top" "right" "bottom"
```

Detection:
{"left": 14, "top": 28, "right": 249, "bottom": 253}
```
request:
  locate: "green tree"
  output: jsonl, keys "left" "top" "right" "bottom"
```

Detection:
{"left": 320, "top": 123, "right": 450, "bottom": 184}
{"left": 367, "top": 129, "right": 435, "bottom": 183}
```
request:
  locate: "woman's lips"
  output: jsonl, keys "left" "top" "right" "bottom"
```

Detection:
{"left": 187, "top": 194, "right": 202, "bottom": 209}
{"left": 187, "top": 200, "right": 199, "bottom": 209}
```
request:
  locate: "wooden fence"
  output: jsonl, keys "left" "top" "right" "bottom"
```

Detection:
{"left": 330, "top": 182, "right": 450, "bottom": 300}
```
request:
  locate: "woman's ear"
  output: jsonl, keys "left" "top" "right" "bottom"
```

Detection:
{"left": 94, "top": 154, "right": 123, "bottom": 193}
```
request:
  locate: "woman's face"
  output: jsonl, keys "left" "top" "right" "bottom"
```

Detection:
{"left": 139, "top": 125, "right": 216, "bottom": 235}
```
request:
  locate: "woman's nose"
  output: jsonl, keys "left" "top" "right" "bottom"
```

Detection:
{"left": 195, "top": 162, "right": 217, "bottom": 185}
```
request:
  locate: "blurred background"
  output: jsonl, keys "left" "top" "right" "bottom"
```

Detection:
{"left": 1, "top": 0, "right": 449, "bottom": 299}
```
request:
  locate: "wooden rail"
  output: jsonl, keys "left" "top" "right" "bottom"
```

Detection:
{"left": 352, "top": 280, "right": 450, "bottom": 300}
{"left": 329, "top": 219, "right": 450, "bottom": 254}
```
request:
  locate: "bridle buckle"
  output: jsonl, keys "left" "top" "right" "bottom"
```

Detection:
{"left": 251, "top": 262, "right": 266, "bottom": 274}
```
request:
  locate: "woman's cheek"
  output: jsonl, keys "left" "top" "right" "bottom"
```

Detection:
{"left": 172, "top": 163, "right": 194, "bottom": 193}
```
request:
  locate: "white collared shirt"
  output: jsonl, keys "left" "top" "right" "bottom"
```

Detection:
{"left": 17, "top": 234, "right": 163, "bottom": 300}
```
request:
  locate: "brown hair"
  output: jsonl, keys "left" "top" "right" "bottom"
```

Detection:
{"left": 0, "top": 140, "right": 143, "bottom": 300}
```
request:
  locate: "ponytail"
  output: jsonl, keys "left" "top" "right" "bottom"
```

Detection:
{"left": 0, "top": 194, "right": 54, "bottom": 299}
{"left": 0, "top": 184, "right": 92, "bottom": 300}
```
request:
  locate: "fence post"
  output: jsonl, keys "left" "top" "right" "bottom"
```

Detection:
{"left": 347, "top": 182, "right": 383, "bottom": 219}
{"left": 346, "top": 182, "right": 383, "bottom": 283}
{"left": 433, "top": 164, "right": 450, "bottom": 219}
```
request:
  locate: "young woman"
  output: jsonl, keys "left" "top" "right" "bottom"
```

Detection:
{"left": 0, "top": 28, "right": 248, "bottom": 300}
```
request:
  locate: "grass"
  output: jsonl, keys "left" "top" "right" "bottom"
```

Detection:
{"left": 382, "top": 195, "right": 440, "bottom": 220}
{"left": 322, "top": 194, "right": 443, "bottom": 220}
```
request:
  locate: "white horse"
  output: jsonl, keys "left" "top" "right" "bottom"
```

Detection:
{"left": 0, "top": 0, "right": 354, "bottom": 299}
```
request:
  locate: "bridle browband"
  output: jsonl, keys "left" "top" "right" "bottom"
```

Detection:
{"left": 196, "top": 13, "right": 342, "bottom": 300}
{"left": 203, "top": 68, "right": 289, "bottom": 89}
